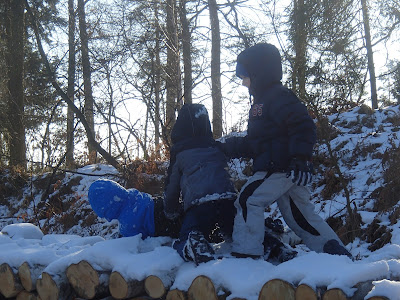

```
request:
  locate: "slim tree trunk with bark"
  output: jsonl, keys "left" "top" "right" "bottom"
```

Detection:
{"left": 361, "top": 0, "right": 378, "bottom": 109}
{"left": 179, "top": 0, "right": 193, "bottom": 104}
{"left": 165, "top": 0, "right": 180, "bottom": 147}
{"left": 209, "top": 0, "right": 223, "bottom": 138}
{"left": 154, "top": 6, "right": 161, "bottom": 158}
{"left": 291, "top": 0, "right": 307, "bottom": 101}
{"left": 66, "top": 0, "right": 76, "bottom": 168}
{"left": 5, "top": 0, "right": 26, "bottom": 169}
{"left": 78, "top": 0, "right": 97, "bottom": 162}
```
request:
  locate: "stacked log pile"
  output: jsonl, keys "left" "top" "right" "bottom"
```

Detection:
{"left": 0, "top": 260, "right": 391, "bottom": 300}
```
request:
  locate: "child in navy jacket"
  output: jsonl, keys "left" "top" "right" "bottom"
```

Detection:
{"left": 221, "top": 43, "right": 352, "bottom": 259}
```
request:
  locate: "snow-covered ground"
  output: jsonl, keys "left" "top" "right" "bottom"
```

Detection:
{"left": 1, "top": 105, "right": 400, "bottom": 299}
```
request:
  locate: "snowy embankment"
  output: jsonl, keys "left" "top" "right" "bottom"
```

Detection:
{"left": 1, "top": 105, "right": 400, "bottom": 299}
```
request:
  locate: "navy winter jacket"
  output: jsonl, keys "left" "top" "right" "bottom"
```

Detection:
{"left": 163, "top": 104, "right": 236, "bottom": 219}
{"left": 223, "top": 43, "right": 316, "bottom": 172}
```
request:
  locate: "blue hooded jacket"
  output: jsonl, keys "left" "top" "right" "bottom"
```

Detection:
{"left": 88, "top": 179, "right": 155, "bottom": 238}
{"left": 163, "top": 104, "right": 236, "bottom": 219}
{"left": 223, "top": 43, "right": 316, "bottom": 172}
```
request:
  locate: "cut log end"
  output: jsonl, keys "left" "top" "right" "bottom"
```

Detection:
{"left": 0, "top": 263, "right": 23, "bottom": 298}
{"left": 258, "top": 279, "right": 295, "bottom": 300}
{"left": 66, "top": 260, "right": 102, "bottom": 299}
{"left": 109, "top": 271, "right": 144, "bottom": 299}
{"left": 144, "top": 275, "right": 166, "bottom": 298}
{"left": 18, "top": 262, "right": 34, "bottom": 292}
{"left": 166, "top": 289, "right": 186, "bottom": 300}
{"left": 322, "top": 288, "right": 347, "bottom": 300}
{"left": 188, "top": 275, "right": 218, "bottom": 300}
{"left": 295, "top": 283, "right": 317, "bottom": 300}
{"left": 36, "top": 272, "right": 59, "bottom": 300}
{"left": 16, "top": 290, "right": 39, "bottom": 300}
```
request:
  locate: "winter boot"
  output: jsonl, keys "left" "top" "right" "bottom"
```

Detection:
{"left": 182, "top": 231, "right": 215, "bottom": 265}
{"left": 264, "top": 230, "right": 297, "bottom": 263}
{"left": 323, "top": 239, "right": 353, "bottom": 259}
{"left": 265, "top": 217, "right": 285, "bottom": 234}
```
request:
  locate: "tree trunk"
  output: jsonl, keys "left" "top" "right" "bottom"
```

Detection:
{"left": 36, "top": 272, "right": 73, "bottom": 300}
{"left": 5, "top": 0, "right": 26, "bottom": 169}
{"left": 154, "top": 6, "right": 162, "bottom": 158}
{"left": 109, "top": 271, "right": 145, "bottom": 299}
{"left": 322, "top": 288, "right": 347, "bottom": 300}
{"left": 66, "top": 260, "right": 110, "bottom": 299}
{"left": 0, "top": 263, "right": 23, "bottom": 298}
{"left": 187, "top": 275, "right": 218, "bottom": 300}
{"left": 78, "top": 0, "right": 97, "bottom": 162}
{"left": 361, "top": 0, "right": 378, "bottom": 109}
{"left": 66, "top": 0, "right": 76, "bottom": 168}
{"left": 209, "top": 0, "right": 223, "bottom": 138}
{"left": 144, "top": 275, "right": 168, "bottom": 298}
{"left": 291, "top": 0, "right": 307, "bottom": 101}
{"left": 295, "top": 283, "right": 318, "bottom": 300}
{"left": 179, "top": 0, "right": 193, "bottom": 104}
{"left": 165, "top": 0, "right": 181, "bottom": 148}
{"left": 258, "top": 279, "right": 295, "bottom": 300}
{"left": 166, "top": 289, "right": 187, "bottom": 300}
{"left": 18, "top": 262, "right": 46, "bottom": 292}
{"left": 16, "top": 290, "right": 40, "bottom": 300}
{"left": 24, "top": 0, "right": 120, "bottom": 170}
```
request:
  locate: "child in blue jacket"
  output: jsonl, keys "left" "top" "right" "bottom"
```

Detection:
{"left": 163, "top": 103, "right": 237, "bottom": 264}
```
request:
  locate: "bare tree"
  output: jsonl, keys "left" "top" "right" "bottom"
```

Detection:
{"left": 209, "top": 0, "right": 222, "bottom": 138}
{"left": 290, "top": 0, "right": 307, "bottom": 101}
{"left": 5, "top": 0, "right": 26, "bottom": 169}
{"left": 179, "top": 0, "right": 193, "bottom": 104}
{"left": 165, "top": 0, "right": 181, "bottom": 147}
{"left": 361, "top": 0, "right": 378, "bottom": 109}
{"left": 24, "top": 0, "right": 120, "bottom": 169}
{"left": 78, "top": 0, "right": 97, "bottom": 162}
{"left": 66, "top": 0, "right": 76, "bottom": 168}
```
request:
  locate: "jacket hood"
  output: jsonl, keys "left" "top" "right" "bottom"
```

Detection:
{"left": 236, "top": 43, "right": 282, "bottom": 97}
{"left": 88, "top": 179, "right": 127, "bottom": 221}
{"left": 171, "top": 104, "right": 213, "bottom": 144}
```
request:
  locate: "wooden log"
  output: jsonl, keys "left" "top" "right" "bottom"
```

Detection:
{"left": 0, "top": 262, "right": 23, "bottom": 298}
{"left": 367, "top": 297, "right": 389, "bottom": 300}
{"left": 187, "top": 275, "right": 218, "bottom": 300}
{"left": 322, "top": 288, "right": 347, "bottom": 300}
{"left": 16, "top": 290, "right": 39, "bottom": 300}
{"left": 144, "top": 275, "right": 166, "bottom": 299}
{"left": 18, "top": 262, "right": 46, "bottom": 292}
{"left": 109, "top": 271, "right": 145, "bottom": 299}
{"left": 258, "top": 279, "right": 295, "bottom": 300}
{"left": 36, "top": 272, "right": 73, "bottom": 300}
{"left": 295, "top": 283, "right": 317, "bottom": 300}
{"left": 166, "top": 289, "right": 187, "bottom": 300}
{"left": 66, "top": 260, "right": 110, "bottom": 299}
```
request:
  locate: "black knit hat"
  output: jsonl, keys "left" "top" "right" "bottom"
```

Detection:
{"left": 171, "top": 104, "right": 213, "bottom": 144}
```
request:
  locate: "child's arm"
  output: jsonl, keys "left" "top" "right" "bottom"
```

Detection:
{"left": 163, "top": 156, "right": 182, "bottom": 220}
{"left": 217, "top": 135, "right": 252, "bottom": 159}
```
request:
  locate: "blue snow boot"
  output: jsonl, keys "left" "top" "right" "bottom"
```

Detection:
{"left": 181, "top": 231, "right": 215, "bottom": 265}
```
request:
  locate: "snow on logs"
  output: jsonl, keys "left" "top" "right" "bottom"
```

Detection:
{"left": 0, "top": 260, "right": 393, "bottom": 299}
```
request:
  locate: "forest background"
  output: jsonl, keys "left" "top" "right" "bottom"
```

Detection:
{"left": 1, "top": 0, "right": 399, "bottom": 173}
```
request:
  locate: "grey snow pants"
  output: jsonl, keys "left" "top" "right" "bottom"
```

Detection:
{"left": 231, "top": 172, "right": 345, "bottom": 256}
